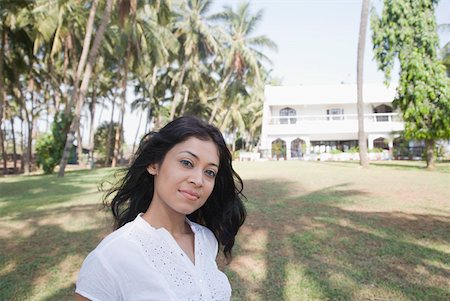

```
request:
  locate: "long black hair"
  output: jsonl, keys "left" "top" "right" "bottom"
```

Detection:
{"left": 104, "top": 116, "right": 246, "bottom": 262}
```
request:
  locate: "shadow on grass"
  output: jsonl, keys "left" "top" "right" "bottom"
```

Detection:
{"left": 0, "top": 203, "right": 111, "bottom": 300}
{"left": 226, "top": 179, "right": 450, "bottom": 301}
{"left": 1, "top": 173, "right": 449, "bottom": 300}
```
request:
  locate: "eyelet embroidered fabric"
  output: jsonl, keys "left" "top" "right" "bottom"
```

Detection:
{"left": 129, "top": 216, "right": 231, "bottom": 301}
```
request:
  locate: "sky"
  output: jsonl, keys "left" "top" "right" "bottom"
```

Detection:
{"left": 86, "top": 0, "right": 450, "bottom": 146}
{"left": 211, "top": 0, "right": 450, "bottom": 85}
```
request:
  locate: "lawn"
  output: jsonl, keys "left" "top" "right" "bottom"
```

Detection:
{"left": 0, "top": 161, "right": 449, "bottom": 300}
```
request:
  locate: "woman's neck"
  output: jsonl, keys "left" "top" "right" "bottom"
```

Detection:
{"left": 142, "top": 202, "right": 190, "bottom": 235}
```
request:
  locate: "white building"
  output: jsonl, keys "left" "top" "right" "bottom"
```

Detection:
{"left": 260, "top": 83, "right": 405, "bottom": 160}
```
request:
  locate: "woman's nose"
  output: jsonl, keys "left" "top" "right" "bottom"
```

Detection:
{"left": 188, "top": 169, "right": 203, "bottom": 186}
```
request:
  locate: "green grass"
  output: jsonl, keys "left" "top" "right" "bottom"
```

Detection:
{"left": 1, "top": 161, "right": 449, "bottom": 300}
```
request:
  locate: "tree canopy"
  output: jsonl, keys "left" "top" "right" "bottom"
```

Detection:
{"left": 371, "top": 0, "right": 450, "bottom": 168}
{"left": 0, "top": 0, "right": 277, "bottom": 175}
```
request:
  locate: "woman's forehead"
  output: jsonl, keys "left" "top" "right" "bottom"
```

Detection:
{"left": 170, "top": 137, "right": 220, "bottom": 164}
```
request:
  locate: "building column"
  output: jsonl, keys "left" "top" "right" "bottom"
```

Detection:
{"left": 267, "top": 138, "right": 273, "bottom": 159}
{"left": 286, "top": 138, "right": 292, "bottom": 160}
{"left": 304, "top": 137, "right": 311, "bottom": 155}
{"left": 388, "top": 139, "right": 394, "bottom": 160}
{"left": 368, "top": 135, "right": 375, "bottom": 150}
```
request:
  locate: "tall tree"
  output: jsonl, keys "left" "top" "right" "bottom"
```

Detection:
{"left": 59, "top": 0, "right": 114, "bottom": 177}
{"left": 169, "top": 0, "right": 219, "bottom": 120}
{"left": 209, "top": 2, "right": 277, "bottom": 123}
{"left": 357, "top": 0, "right": 370, "bottom": 168}
{"left": 0, "top": 26, "right": 7, "bottom": 174}
{"left": 372, "top": 0, "right": 450, "bottom": 169}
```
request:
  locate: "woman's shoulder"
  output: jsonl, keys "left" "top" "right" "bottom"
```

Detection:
{"left": 92, "top": 214, "right": 152, "bottom": 256}
{"left": 95, "top": 219, "right": 135, "bottom": 250}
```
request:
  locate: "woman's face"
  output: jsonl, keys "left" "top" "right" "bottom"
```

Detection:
{"left": 147, "top": 137, "right": 220, "bottom": 216}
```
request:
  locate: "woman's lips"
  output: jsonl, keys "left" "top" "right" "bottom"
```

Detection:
{"left": 179, "top": 189, "right": 200, "bottom": 201}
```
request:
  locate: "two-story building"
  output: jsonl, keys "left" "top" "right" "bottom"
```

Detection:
{"left": 260, "top": 83, "right": 404, "bottom": 159}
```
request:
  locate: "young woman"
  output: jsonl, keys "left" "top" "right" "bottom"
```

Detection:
{"left": 75, "top": 116, "right": 246, "bottom": 301}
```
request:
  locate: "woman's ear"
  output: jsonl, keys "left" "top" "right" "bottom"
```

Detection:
{"left": 147, "top": 164, "right": 158, "bottom": 175}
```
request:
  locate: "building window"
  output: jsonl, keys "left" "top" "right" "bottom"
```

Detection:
{"left": 373, "top": 104, "right": 393, "bottom": 122}
{"left": 327, "top": 108, "right": 344, "bottom": 120}
{"left": 280, "top": 107, "right": 296, "bottom": 124}
{"left": 373, "top": 137, "right": 389, "bottom": 150}
{"left": 272, "top": 138, "right": 286, "bottom": 159}
{"left": 291, "top": 138, "right": 306, "bottom": 158}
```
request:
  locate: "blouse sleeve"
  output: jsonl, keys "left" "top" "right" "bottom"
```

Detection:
{"left": 75, "top": 251, "right": 122, "bottom": 301}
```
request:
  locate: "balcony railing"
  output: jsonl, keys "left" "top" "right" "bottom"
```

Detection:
{"left": 269, "top": 113, "right": 402, "bottom": 125}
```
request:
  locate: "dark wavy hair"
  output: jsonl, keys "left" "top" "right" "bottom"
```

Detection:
{"left": 104, "top": 116, "right": 246, "bottom": 262}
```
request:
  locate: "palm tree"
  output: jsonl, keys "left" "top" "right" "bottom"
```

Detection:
{"left": 357, "top": 0, "right": 370, "bottom": 168}
{"left": 209, "top": 2, "right": 277, "bottom": 123}
{"left": 134, "top": 7, "right": 178, "bottom": 131}
{"left": 0, "top": 22, "right": 7, "bottom": 173}
{"left": 108, "top": 0, "right": 175, "bottom": 167}
{"left": 59, "top": 0, "right": 114, "bottom": 177}
{"left": 168, "top": 0, "right": 219, "bottom": 120}
{"left": 5, "top": 15, "right": 42, "bottom": 174}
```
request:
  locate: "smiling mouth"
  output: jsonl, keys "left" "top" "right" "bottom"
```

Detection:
{"left": 179, "top": 190, "right": 200, "bottom": 201}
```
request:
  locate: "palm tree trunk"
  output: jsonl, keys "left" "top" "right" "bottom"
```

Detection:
{"left": 25, "top": 77, "right": 35, "bottom": 174}
{"left": 88, "top": 76, "right": 97, "bottom": 169}
{"left": 111, "top": 100, "right": 125, "bottom": 168}
{"left": 357, "top": 0, "right": 370, "bottom": 168}
{"left": 180, "top": 86, "right": 190, "bottom": 115}
{"left": 169, "top": 60, "right": 188, "bottom": 121}
{"left": 131, "top": 109, "right": 143, "bottom": 156}
{"left": 145, "top": 65, "right": 158, "bottom": 132}
{"left": 209, "top": 72, "right": 232, "bottom": 123}
{"left": 219, "top": 106, "right": 232, "bottom": 131}
{"left": 97, "top": 98, "right": 105, "bottom": 128}
{"left": 0, "top": 28, "right": 7, "bottom": 174}
{"left": 10, "top": 116, "right": 17, "bottom": 173}
{"left": 112, "top": 45, "right": 130, "bottom": 168}
{"left": 59, "top": 0, "right": 113, "bottom": 177}
{"left": 72, "top": 0, "right": 100, "bottom": 102}
{"left": 0, "top": 125, "right": 6, "bottom": 175}
{"left": 66, "top": 32, "right": 78, "bottom": 116}
{"left": 77, "top": 125, "right": 84, "bottom": 167}
{"left": 105, "top": 96, "right": 116, "bottom": 166}
{"left": 25, "top": 116, "right": 33, "bottom": 174}
{"left": 20, "top": 117, "right": 24, "bottom": 173}
{"left": 60, "top": 36, "right": 70, "bottom": 112}
{"left": 11, "top": 58, "right": 30, "bottom": 173}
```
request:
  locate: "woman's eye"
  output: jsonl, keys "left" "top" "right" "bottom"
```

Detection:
{"left": 205, "top": 169, "right": 217, "bottom": 178}
{"left": 180, "top": 160, "right": 193, "bottom": 167}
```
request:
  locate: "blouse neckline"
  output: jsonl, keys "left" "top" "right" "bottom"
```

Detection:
{"left": 136, "top": 213, "right": 198, "bottom": 267}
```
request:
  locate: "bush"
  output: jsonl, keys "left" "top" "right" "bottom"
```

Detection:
{"left": 369, "top": 148, "right": 384, "bottom": 153}
{"left": 36, "top": 134, "right": 58, "bottom": 174}
{"left": 348, "top": 146, "right": 359, "bottom": 153}
{"left": 36, "top": 113, "right": 72, "bottom": 174}
{"left": 94, "top": 121, "right": 123, "bottom": 165}
{"left": 330, "top": 149, "right": 343, "bottom": 154}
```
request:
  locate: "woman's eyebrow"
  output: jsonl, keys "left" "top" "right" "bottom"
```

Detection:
{"left": 178, "top": 150, "right": 219, "bottom": 168}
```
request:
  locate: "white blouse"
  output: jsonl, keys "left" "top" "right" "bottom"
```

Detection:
{"left": 76, "top": 214, "right": 231, "bottom": 301}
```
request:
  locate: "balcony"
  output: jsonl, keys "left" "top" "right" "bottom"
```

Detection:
{"left": 269, "top": 113, "right": 402, "bottom": 124}
{"left": 266, "top": 113, "right": 404, "bottom": 135}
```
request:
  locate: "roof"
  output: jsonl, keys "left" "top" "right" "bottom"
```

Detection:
{"left": 264, "top": 83, "right": 397, "bottom": 105}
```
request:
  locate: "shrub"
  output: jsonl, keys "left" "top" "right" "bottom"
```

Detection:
{"left": 36, "top": 113, "right": 72, "bottom": 174}
{"left": 330, "top": 149, "right": 343, "bottom": 154}
{"left": 369, "top": 148, "right": 384, "bottom": 153}
{"left": 94, "top": 121, "right": 123, "bottom": 165}
{"left": 348, "top": 146, "right": 359, "bottom": 153}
